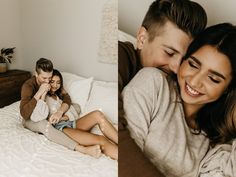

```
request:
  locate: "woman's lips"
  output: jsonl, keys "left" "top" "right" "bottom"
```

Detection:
{"left": 184, "top": 83, "right": 203, "bottom": 97}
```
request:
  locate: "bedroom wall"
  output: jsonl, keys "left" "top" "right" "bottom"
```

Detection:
{"left": 118, "top": 0, "right": 236, "bottom": 37}
{"left": 0, "top": 0, "right": 21, "bottom": 69}
{"left": 0, "top": 0, "right": 117, "bottom": 82}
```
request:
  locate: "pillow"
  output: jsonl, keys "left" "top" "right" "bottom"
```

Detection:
{"left": 83, "top": 80, "right": 118, "bottom": 124}
{"left": 118, "top": 29, "right": 136, "bottom": 47}
{"left": 61, "top": 72, "right": 93, "bottom": 113}
{"left": 61, "top": 72, "right": 85, "bottom": 90}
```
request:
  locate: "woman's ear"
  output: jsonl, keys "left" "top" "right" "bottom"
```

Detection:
{"left": 137, "top": 26, "right": 148, "bottom": 50}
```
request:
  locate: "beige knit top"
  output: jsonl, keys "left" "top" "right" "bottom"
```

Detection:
{"left": 122, "top": 67, "right": 210, "bottom": 177}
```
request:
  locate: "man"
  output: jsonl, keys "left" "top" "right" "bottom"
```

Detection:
{"left": 119, "top": 0, "right": 207, "bottom": 176}
{"left": 20, "top": 58, "right": 78, "bottom": 151}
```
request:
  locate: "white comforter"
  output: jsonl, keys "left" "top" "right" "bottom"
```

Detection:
{"left": 0, "top": 102, "right": 117, "bottom": 177}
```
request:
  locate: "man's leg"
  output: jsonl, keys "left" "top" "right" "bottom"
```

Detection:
{"left": 23, "top": 119, "right": 77, "bottom": 150}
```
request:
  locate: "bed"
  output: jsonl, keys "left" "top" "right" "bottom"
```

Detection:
{"left": 0, "top": 72, "right": 118, "bottom": 177}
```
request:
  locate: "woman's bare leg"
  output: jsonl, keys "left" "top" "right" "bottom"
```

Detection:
{"left": 76, "top": 110, "right": 118, "bottom": 144}
{"left": 63, "top": 127, "right": 118, "bottom": 160}
{"left": 75, "top": 144, "right": 102, "bottom": 158}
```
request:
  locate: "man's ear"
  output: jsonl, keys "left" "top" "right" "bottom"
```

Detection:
{"left": 137, "top": 26, "right": 148, "bottom": 50}
{"left": 35, "top": 71, "right": 38, "bottom": 77}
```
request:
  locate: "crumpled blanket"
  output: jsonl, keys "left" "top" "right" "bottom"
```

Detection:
{"left": 198, "top": 139, "right": 236, "bottom": 177}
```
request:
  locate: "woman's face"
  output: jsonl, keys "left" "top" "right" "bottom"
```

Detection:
{"left": 50, "top": 75, "right": 61, "bottom": 93}
{"left": 177, "top": 45, "right": 233, "bottom": 109}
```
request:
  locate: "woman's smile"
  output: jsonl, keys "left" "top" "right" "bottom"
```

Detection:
{"left": 184, "top": 82, "right": 203, "bottom": 97}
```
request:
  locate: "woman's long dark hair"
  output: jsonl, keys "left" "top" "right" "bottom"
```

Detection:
{"left": 48, "top": 69, "right": 64, "bottom": 100}
{"left": 183, "top": 23, "right": 236, "bottom": 146}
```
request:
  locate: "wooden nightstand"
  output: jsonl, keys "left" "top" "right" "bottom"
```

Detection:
{"left": 0, "top": 69, "right": 31, "bottom": 108}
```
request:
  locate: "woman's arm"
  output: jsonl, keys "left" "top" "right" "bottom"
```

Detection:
{"left": 30, "top": 99, "right": 49, "bottom": 122}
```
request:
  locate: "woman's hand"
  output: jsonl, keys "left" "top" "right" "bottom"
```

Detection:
{"left": 61, "top": 115, "right": 69, "bottom": 121}
{"left": 49, "top": 110, "right": 63, "bottom": 124}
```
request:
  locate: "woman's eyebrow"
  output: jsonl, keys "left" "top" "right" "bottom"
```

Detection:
{"left": 190, "top": 56, "right": 226, "bottom": 80}
{"left": 189, "top": 56, "right": 201, "bottom": 65}
{"left": 209, "top": 70, "right": 226, "bottom": 80}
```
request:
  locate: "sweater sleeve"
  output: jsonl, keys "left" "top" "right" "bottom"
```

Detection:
{"left": 30, "top": 99, "right": 49, "bottom": 122}
{"left": 199, "top": 140, "right": 236, "bottom": 177}
{"left": 122, "top": 68, "right": 163, "bottom": 150}
{"left": 20, "top": 82, "right": 37, "bottom": 120}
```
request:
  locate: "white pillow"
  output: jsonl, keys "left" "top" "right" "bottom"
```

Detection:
{"left": 61, "top": 72, "right": 85, "bottom": 90}
{"left": 61, "top": 72, "right": 93, "bottom": 113}
{"left": 118, "top": 29, "right": 136, "bottom": 47}
{"left": 83, "top": 81, "right": 118, "bottom": 124}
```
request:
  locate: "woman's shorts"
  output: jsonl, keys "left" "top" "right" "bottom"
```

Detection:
{"left": 53, "top": 120, "right": 76, "bottom": 131}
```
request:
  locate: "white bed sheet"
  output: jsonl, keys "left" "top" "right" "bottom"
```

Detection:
{"left": 0, "top": 101, "right": 117, "bottom": 177}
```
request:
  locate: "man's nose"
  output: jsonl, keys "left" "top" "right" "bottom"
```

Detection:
{"left": 45, "top": 79, "right": 50, "bottom": 84}
{"left": 169, "top": 57, "right": 182, "bottom": 74}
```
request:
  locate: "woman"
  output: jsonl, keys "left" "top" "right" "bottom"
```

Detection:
{"left": 31, "top": 69, "right": 118, "bottom": 160}
{"left": 122, "top": 23, "right": 236, "bottom": 177}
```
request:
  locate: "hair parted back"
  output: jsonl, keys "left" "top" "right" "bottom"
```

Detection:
{"left": 183, "top": 23, "right": 236, "bottom": 146}
{"left": 142, "top": 0, "right": 207, "bottom": 41}
{"left": 36, "top": 58, "right": 53, "bottom": 74}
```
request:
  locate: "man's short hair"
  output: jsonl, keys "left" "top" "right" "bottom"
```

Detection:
{"left": 142, "top": 0, "right": 207, "bottom": 41}
{"left": 35, "top": 58, "right": 53, "bottom": 74}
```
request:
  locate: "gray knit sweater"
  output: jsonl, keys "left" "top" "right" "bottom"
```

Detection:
{"left": 122, "top": 67, "right": 210, "bottom": 177}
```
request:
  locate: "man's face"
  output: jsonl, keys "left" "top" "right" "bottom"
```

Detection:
{"left": 137, "top": 21, "right": 192, "bottom": 74}
{"left": 35, "top": 69, "right": 53, "bottom": 86}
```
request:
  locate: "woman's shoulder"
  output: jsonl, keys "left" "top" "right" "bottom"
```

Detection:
{"left": 137, "top": 67, "right": 166, "bottom": 77}
{"left": 128, "top": 67, "right": 166, "bottom": 86}
{"left": 123, "top": 67, "right": 168, "bottom": 96}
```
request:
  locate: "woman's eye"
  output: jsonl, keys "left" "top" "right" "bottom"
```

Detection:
{"left": 209, "top": 76, "right": 220, "bottom": 84}
{"left": 188, "top": 60, "right": 198, "bottom": 69}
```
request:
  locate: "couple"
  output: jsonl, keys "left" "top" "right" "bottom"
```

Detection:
{"left": 122, "top": 23, "right": 236, "bottom": 177}
{"left": 20, "top": 58, "right": 118, "bottom": 160}
{"left": 119, "top": 0, "right": 236, "bottom": 177}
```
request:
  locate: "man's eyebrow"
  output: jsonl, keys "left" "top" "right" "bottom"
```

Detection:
{"left": 189, "top": 56, "right": 226, "bottom": 80}
{"left": 163, "top": 44, "right": 180, "bottom": 54}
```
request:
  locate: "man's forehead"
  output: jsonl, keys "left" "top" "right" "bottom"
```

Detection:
{"left": 38, "top": 70, "right": 52, "bottom": 77}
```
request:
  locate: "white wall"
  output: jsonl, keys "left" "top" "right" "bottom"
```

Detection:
{"left": 119, "top": 0, "right": 236, "bottom": 37}
{"left": 0, "top": 0, "right": 117, "bottom": 82}
{"left": 0, "top": 0, "right": 21, "bottom": 69}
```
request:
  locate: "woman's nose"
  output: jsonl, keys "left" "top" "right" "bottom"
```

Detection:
{"left": 188, "top": 73, "right": 203, "bottom": 88}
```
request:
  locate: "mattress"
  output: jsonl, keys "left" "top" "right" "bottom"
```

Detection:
{"left": 0, "top": 101, "right": 117, "bottom": 177}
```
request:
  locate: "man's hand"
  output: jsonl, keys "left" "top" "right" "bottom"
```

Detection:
{"left": 49, "top": 110, "right": 63, "bottom": 124}
{"left": 34, "top": 83, "right": 51, "bottom": 100}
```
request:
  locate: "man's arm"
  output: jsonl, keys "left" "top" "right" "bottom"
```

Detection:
{"left": 20, "top": 83, "right": 37, "bottom": 120}
{"left": 20, "top": 81, "right": 50, "bottom": 120}
{"left": 49, "top": 89, "right": 72, "bottom": 124}
{"left": 119, "top": 68, "right": 165, "bottom": 177}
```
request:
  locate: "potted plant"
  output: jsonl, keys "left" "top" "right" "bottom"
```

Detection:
{"left": 0, "top": 47, "right": 15, "bottom": 73}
